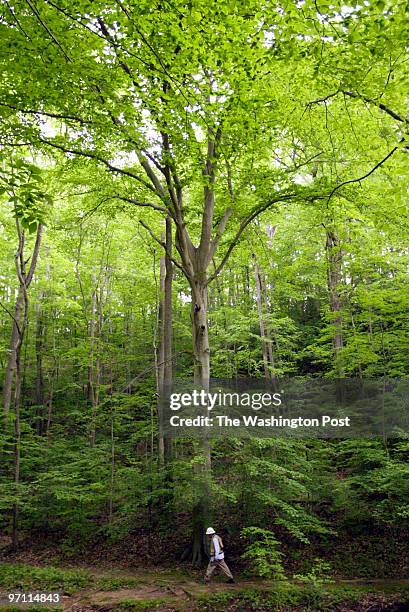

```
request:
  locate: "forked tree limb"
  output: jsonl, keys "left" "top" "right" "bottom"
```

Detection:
{"left": 139, "top": 219, "right": 185, "bottom": 273}
{"left": 37, "top": 137, "right": 160, "bottom": 195}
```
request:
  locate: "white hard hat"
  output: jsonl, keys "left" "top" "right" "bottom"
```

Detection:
{"left": 206, "top": 527, "right": 215, "bottom": 535}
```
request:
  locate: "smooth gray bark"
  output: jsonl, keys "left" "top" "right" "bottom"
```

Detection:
{"left": 326, "top": 229, "right": 344, "bottom": 376}
{"left": 8, "top": 221, "right": 43, "bottom": 549}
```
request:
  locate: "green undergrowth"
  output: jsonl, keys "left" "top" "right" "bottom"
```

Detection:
{"left": 117, "top": 598, "right": 173, "bottom": 611}
{"left": 114, "top": 584, "right": 409, "bottom": 612}
{"left": 95, "top": 575, "right": 145, "bottom": 591}
{"left": 194, "top": 585, "right": 362, "bottom": 611}
{"left": 197, "top": 585, "right": 409, "bottom": 611}
{"left": 0, "top": 563, "right": 91, "bottom": 594}
{"left": 0, "top": 563, "right": 153, "bottom": 594}
{"left": 1, "top": 564, "right": 409, "bottom": 612}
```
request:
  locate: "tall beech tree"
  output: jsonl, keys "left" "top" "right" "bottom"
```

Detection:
{"left": 0, "top": 158, "right": 409, "bottom": 562}
{"left": 1, "top": 0, "right": 409, "bottom": 560}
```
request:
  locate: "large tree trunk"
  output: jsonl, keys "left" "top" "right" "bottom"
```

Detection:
{"left": 141, "top": 124, "right": 225, "bottom": 563}
{"left": 190, "top": 275, "right": 212, "bottom": 565}
{"left": 191, "top": 280, "right": 210, "bottom": 387}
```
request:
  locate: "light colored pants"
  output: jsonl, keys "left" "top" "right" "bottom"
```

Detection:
{"left": 205, "top": 559, "right": 234, "bottom": 581}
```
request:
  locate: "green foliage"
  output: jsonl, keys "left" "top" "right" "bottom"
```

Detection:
{"left": 0, "top": 157, "right": 51, "bottom": 232}
{"left": 333, "top": 440, "right": 409, "bottom": 527}
{"left": 117, "top": 599, "right": 173, "bottom": 611}
{"left": 194, "top": 584, "right": 390, "bottom": 612}
{"left": 95, "top": 575, "right": 144, "bottom": 591}
{"left": 0, "top": 564, "right": 91, "bottom": 594}
{"left": 241, "top": 527, "right": 286, "bottom": 579}
{"left": 293, "top": 558, "right": 334, "bottom": 586}
{"left": 0, "top": 0, "right": 408, "bottom": 585}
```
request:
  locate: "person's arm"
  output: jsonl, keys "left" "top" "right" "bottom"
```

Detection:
{"left": 213, "top": 535, "right": 220, "bottom": 558}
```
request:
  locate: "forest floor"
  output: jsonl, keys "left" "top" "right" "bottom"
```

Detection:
{"left": 1, "top": 560, "right": 409, "bottom": 611}
{"left": 63, "top": 572, "right": 409, "bottom": 612}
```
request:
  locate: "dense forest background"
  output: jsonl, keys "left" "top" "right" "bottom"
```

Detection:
{"left": 0, "top": 0, "right": 408, "bottom": 594}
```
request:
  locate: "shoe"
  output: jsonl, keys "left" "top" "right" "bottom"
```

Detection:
{"left": 227, "top": 578, "right": 236, "bottom": 584}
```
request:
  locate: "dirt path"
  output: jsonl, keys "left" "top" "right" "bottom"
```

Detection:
{"left": 61, "top": 571, "right": 409, "bottom": 611}
{"left": 63, "top": 576, "right": 260, "bottom": 611}
{"left": 1, "top": 558, "right": 408, "bottom": 611}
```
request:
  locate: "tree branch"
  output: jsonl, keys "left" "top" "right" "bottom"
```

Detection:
{"left": 37, "top": 137, "right": 161, "bottom": 195}
{"left": 4, "top": 0, "right": 32, "bottom": 40}
{"left": 0, "top": 301, "right": 21, "bottom": 334}
{"left": 107, "top": 194, "right": 167, "bottom": 213}
{"left": 137, "top": 153, "right": 167, "bottom": 199}
{"left": 306, "top": 89, "right": 408, "bottom": 126}
{"left": 326, "top": 144, "right": 402, "bottom": 204}
{"left": 342, "top": 91, "right": 408, "bottom": 125}
{"left": 198, "top": 125, "right": 222, "bottom": 264}
{"left": 208, "top": 207, "right": 232, "bottom": 263}
{"left": 208, "top": 192, "right": 299, "bottom": 283}
{"left": 0, "top": 101, "right": 91, "bottom": 125}
{"left": 139, "top": 219, "right": 185, "bottom": 274}
{"left": 26, "top": 223, "right": 43, "bottom": 286}
{"left": 24, "top": 0, "right": 71, "bottom": 62}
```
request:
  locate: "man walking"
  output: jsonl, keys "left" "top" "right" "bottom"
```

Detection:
{"left": 204, "top": 527, "right": 235, "bottom": 584}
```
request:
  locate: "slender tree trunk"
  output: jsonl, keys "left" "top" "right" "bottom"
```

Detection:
{"left": 9, "top": 221, "right": 43, "bottom": 549}
{"left": 46, "top": 318, "right": 57, "bottom": 436}
{"left": 109, "top": 408, "right": 115, "bottom": 524}
{"left": 326, "top": 230, "right": 344, "bottom": 376}
{"left": 35, "top": 290, "right": 46, "bottom": 434}
{"left": 88, "top": 274, "right": 96, "bottom": 404}
{"left": 157, "top": 251, "right": 166, "bottom": 463}
{"left": 157, "top": 218, "right": 173, "bottom": 464}
{"left": 12, "top": 310, "right": 26, "bottom": 550}
{"left": 254, "top": 258, "right": 275, "bottom": 381}
{"left": 94, "top": 282, "right": 104, "bottom": 430}
{"left": 88, "top": 271, "right": 99, "bottom": 446}
{"left": 3, "top": 290, "right": 24, "bottom": 414}
{"left": 261, "top": 278, "right": 275, "bottom": 377}
{"left": 163, "top": 216, "right": 173, "bottom": 463}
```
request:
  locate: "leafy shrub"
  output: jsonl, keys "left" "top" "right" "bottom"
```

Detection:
{"left": 293, "top": 557, "right": 334, "bottom": 586}
{"left": 240, "top": 527, "right": 286, "bottom": 579}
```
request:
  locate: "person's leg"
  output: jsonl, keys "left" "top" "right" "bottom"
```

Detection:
{"left": 217, "top": 560, "right": 234, "bottom": 581}
{"left": 204, "top": 561, "right": 217, "bottom": 582}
